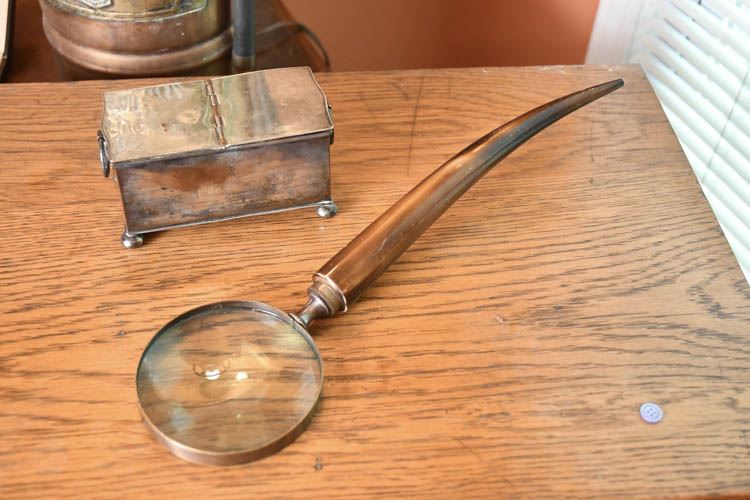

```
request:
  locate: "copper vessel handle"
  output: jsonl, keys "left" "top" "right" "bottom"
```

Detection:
{"left": 296, "top": 79, "right": 623, "bottom": 326}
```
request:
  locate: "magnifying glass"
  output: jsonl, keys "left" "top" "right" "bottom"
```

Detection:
{"left": 136, "top": 79, "right": 623, "bottom": 465}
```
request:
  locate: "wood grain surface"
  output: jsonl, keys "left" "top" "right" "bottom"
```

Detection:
{"left": 1, "top": 65, "right": 749, "bottom": 498}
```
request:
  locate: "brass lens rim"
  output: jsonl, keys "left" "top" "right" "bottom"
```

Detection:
{"left": 135, "top": 300, "right": 323, "bottom": 466}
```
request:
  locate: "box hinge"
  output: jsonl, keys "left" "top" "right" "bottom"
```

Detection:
{"left": 204, "top": 79, "right": 227, "bottom": 147}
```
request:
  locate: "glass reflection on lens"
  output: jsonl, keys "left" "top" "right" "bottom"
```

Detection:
{"left": 136, "top": 304, "right": 322, "bottom": 454}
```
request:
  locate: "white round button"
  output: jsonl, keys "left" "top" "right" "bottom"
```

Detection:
{"left": 639, "top": 402, "right": 664, "bottom": 424}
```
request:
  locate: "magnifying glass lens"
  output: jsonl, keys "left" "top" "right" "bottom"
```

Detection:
{"left": 136, "top": 303, "right": 322, "bottom": 461}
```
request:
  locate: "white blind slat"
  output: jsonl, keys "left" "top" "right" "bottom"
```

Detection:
{"left": 662, "top": 0, "right": 749, "bottom": 79}
{"left": 714, "top": 124, "right": 750, "bottom": 181}
{"left": 646, "top": 31, "right": 734, "bottom": 114}
{"left": 645, "top": 63, "right": 722, "bottom": 146}
{"left": 707, "top": 152, "right": 750, "bottom": 209}
{"left": 703, "top": 0, "right": 750, "bottom": 35}
{"left": 721, "top": 229, "right": 750, "bottom": 284}
{"left": 703, "top": 185, "right": 750, "bottom": 269}
{"left": 661, "top": 107, "right": 714, "bottom": 169}
{"left": 653, "top": 19, "right": 737, "bottom": 112}
{"left": 672, "top": 0, "right": 750, "bottom": 63}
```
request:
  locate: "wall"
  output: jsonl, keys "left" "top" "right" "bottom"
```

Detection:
{"left": 284, "top": 0, "right": 600, "bottom": 71}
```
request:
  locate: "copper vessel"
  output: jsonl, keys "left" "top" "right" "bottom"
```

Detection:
{"left": 39, "top": 0, "right": 231, "bottom": 79}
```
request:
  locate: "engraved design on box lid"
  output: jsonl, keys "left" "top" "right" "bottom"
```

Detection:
{"left": 101, "top": 67, "right": 333, "bottom": 164}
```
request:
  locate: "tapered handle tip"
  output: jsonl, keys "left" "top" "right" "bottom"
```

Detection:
{"left": 593, "top": 78, "right": 625, "bottom": 96}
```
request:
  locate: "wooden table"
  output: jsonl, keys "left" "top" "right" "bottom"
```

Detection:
{"left": 1, "top": 66, "right": 749, "bottom": 498}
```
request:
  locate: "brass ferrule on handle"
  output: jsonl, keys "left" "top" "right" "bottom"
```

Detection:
{"left": 296, "top": 79, "right": 624, "bottom": 327}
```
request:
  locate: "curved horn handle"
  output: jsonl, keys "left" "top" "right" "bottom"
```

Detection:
{"left": 295, "top": 79, "right": 623, "bottom": 327}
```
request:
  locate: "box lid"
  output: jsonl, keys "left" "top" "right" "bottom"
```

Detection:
{"left": 100, "top": 66, "right": 333, "bottom": 164}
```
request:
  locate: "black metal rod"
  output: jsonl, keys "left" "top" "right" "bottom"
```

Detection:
{"left": 232, "top": 0, "right": 255, "bottom": 71}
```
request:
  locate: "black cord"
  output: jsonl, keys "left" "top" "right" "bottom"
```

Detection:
{"left": 256, "top": 20, "right": 331, "bottom": 70}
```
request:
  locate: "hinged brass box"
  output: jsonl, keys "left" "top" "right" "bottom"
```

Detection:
{"left": 98, "top": 67, "right": 336, "bottom": 248}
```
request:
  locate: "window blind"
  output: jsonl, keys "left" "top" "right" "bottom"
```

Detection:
{"left": 626, "top": 0, "right": 750, "bottom": 282}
